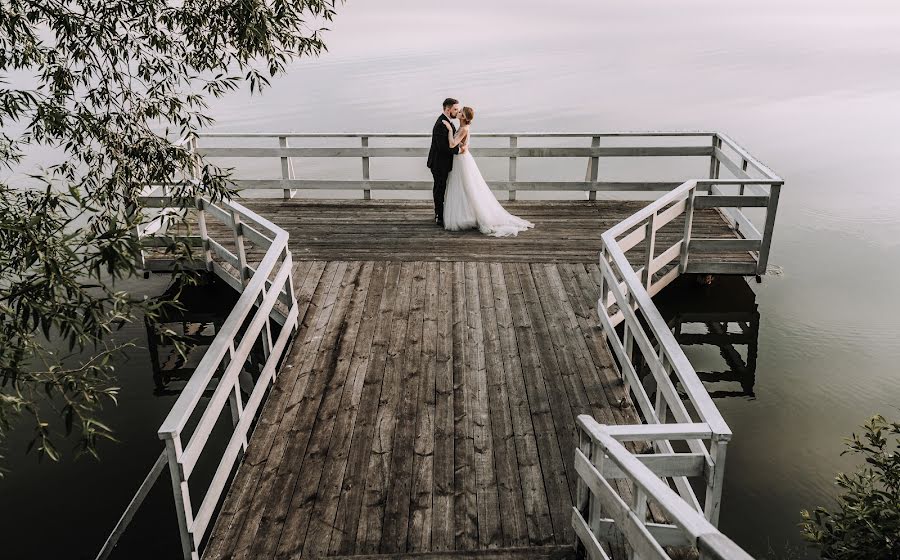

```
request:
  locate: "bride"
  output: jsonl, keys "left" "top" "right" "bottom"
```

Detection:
{"left": 441, "top": 107, "right": 535, "bottom": 237}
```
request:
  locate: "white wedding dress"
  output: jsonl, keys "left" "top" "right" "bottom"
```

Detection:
{"left": 443, "top": 145, "right": 534, "bottom": 237}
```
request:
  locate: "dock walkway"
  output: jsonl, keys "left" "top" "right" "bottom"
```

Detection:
{"left": 200, "top": 199, "right": 745, "bottom": 559}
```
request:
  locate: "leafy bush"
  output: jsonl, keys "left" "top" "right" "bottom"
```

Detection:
{"left": 801, "top": 415, "right": 900, "bottom": 559}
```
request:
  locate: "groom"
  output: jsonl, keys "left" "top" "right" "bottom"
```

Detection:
{"left": 427, "top": 97, "right": 466, "bottom": 226}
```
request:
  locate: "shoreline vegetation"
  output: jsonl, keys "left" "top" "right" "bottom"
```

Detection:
{"left": 0, "top": 0, "right": 338, "bottom": 469}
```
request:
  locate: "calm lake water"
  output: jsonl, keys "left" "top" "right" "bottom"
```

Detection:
{"left": 3, "top": 0, "right": 900, "bottom": 558}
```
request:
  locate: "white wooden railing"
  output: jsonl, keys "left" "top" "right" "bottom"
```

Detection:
{"left": 574, "top": 417, "right": 753, "bottom": 560}
{"left": 574, "top": 140, "right": 782, "bottom": 557}
{"left": 192, "top": 131, "right": 780, "bottom": 276}
{"left": 96, "top": 195, "right": 299, "bottom": 560}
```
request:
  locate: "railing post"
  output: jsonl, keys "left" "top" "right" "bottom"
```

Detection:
{"left": 279, "top": 136, "right": 295, "bottom": 200}
{"left": 642, "top": 213, "right": 656, "bottom": 290}
{"left": 735, "top": 158, "right": 749, "bottom": 236}
{"left": 196, "top": 199, "right": 213, "bottom": 271}
{"left": 630, "top": 484, "right": 648, "bottom": 560}
{"left": 704, "top": 435, "right": 729, "bottom": 526}
{"left": 361, "top": 136, "right": 371, "bottom": 200}
{"left": 597, "top": 247, "right": 608, "bottom": 322}
{"left": 679, "top": 188, "right": 696, "bottom": 273}
{"left": 162, "top": 434, "right": 198, "bottom": 560}
{"left": 709, "top": 134, "right": 721, "bottom": 180}
{"left": 230, "top": 385, "right": 248, "bottom": 454}
{"left": 575, "top": 428, "right": 591, "bottom": 556}
{"left": 588, "top": 136, "right": 600, "bottom": 201}
{"left": 757, "top": 182, "right": 781, "bottom": 275}
{"left": 230, "top": 210, "right": 248, "bottom": 288}
{"left": 508, "top": 136, "right": 517, "bottom": 201}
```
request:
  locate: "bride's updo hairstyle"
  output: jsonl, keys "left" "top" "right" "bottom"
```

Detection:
{"left": 461, "top": 106, "right": 475, "bottom": 125}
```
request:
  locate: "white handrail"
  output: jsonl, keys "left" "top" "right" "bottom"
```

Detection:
{"left": 97, "top": 195, "right": 299, "bottom": 560}
{"left": 576, "top": 168, "right": 783, "bottom": 557}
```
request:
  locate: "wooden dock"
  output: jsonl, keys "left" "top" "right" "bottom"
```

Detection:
{"left": 103, "top": 132, "right": 781, "bottom": 560}
{"left": 197, "top": 199, "right": 748, "bottom": 559}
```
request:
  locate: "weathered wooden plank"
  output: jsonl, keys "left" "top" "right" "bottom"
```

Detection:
{"left": 380, "top": 261, "right": 428, "bottom": 553}
{"left": 515, "top": 263, "right": 580, "bottom": 506}
{"left": 274, "top": 262, "right": 374, "bottom": 559}
{"left": 408, "top": 262, "right": 440, "bottom": 552}
{"left": 465, "top": 262, "right": 503, "bottom": 549}
{"left": 431, "top": 262, "right": 456, "bottom": 551}
{"left": 328, "top": 262, "right": 404, "bottom": 556}
{"left": 502, "top": 263, "right": 571, "bottom": 543}
{"left": 452, "top": 261, "right": 478, "bottom": 550}
{"left": 489, "top": 264, "right": 554, "bottom": 546}
{"left": 477, "top": 262, "right": 529, "bottom": 547}
{"left": 356, "top": 262, "right": 416, "bottom": 553}
{"left": 302, "top": 261, "right": 389, "bottom": 559}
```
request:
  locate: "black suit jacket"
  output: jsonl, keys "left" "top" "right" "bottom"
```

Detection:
{"left": 426, "top": 114, "right": 460, "bottom": 175}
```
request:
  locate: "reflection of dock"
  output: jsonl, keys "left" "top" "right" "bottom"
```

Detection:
{"left": 144, "top": 280, "right": 248, "bottom": 396}
{"left": 655, "top": 276, "right": 760, "bottom": 399}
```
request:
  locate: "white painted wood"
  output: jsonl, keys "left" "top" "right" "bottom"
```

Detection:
{"left": 572, "top": 508, "right": 613, "bottom": 560}
{"left": 650, "top": 241, "right": 682, "bottom": 274}
{"left": 599, "top": 453, "right": 706, "bottom": 480}
{"left": 199, "top": 146, "right": 713, "bottom": 159}
{"left": 688, "top": 239, "right": 762, "bottom": 253}
{"left": 198, "top": 131, "right": 717, "bottom": 138}
{"left": 590, "top": 421, "right": 713, "bottom": 442}
{"left": 592, "top": 520, "right": 690, "bottom": 548}
{"left": 588, "top": 136, "right": 600, "bottom": 201}
{"left": 575, "top": 449, "right": 671, "bottom": 559}
{"left": 717, "top": 132, "right": 783, "bottom": 182}
{"left": 227, "top": 179, "right": 688, "bottom": 192}
{"left": 361, "top": 136, "right": 371, "bottom": 200}
{"left": 279, "top": 136, "right": 295, "bottom": 199}
{"left": 508, "top": 136, "right": 517, "bottom": 201}
{"left": 757, "top": 183, "right": 781, "bottom": 274}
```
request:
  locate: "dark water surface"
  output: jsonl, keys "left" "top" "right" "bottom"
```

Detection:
{"left": 208, "top": 2, "right": 900, "bottom": 554}
{"left": 3, "top": 1, "right": 900, "bottom": 558}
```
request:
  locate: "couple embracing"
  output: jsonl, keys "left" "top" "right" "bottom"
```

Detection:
{"left": 426, "top": 98, "right": 534, "bottom": 237}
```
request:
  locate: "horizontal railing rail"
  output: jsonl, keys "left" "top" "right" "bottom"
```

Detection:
{"left": 96, "top": 194, "right": 299, "bottom": 560}
{"left": 189, "top": 131, "right": 781, "bottom": 204}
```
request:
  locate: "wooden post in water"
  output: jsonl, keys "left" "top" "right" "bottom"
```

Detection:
{"left": 508, "top": 136, "right": 517, "bottom": 201}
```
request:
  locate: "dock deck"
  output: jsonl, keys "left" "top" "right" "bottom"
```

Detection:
{"left": 199, "top": 199, "right": 747, "bottom": 559}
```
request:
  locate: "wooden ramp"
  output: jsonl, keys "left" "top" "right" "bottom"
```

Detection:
{"left": 201, "top": 200, "right": 748, "bottom": 559}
